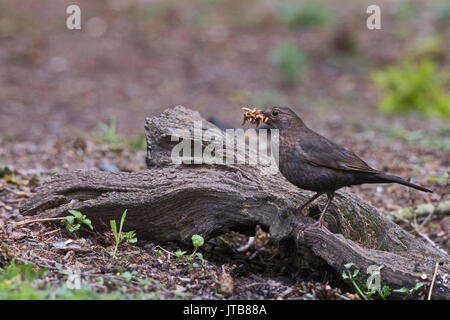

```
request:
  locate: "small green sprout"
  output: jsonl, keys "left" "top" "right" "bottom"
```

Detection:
{"left": 153, "top": 249, "right": 162, "bottom": 257}
{"left": 109, "top": 209, "right": 137, "bottom": 259}
{"left": 187, "top": 234, "right": 205, "bottom": 266}
{"left": 121, "top": 271, "right": 138, "bottom": 284}
{"left": 174, "top": 249, "right": 187, "bottom": 259}
{"left": 393, "top": 282, "right": 425, "bottom": 299}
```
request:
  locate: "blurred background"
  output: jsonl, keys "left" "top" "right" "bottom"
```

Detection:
{"left": 1, "top": 0, "right": 449, "bottom": 143}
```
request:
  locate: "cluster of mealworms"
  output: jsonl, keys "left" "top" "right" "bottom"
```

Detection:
{"left": 241, "top": 107, "right": 269, "bottom": 126}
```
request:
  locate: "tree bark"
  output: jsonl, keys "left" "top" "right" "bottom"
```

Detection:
{"left": 20, "top": 106, "right": 449, "bottom": 299}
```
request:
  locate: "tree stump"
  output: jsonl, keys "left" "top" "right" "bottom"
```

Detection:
{"left": 20, "top": 106, "right": 450, "bottom": 299}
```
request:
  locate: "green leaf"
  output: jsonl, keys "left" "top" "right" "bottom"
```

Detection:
{"left": 414, "top": 282, "right": 425, "bottom": 291}
{"left": 123, "top": 230, "right": 137, "bottom": 244}
{"left": 119, "top": 209, "right": 128, "bottom": 235}
{"left": 344, "top": 263, "right": 354, "bottom": 269}
{"left": 191, "top": 234, "right": 204, "bottom": 249}
{"left": 65, "top": 216, "right": 75, "bottom": 225}
{"left": 194, "top": 252, "right": 205, "bottom": 264}
{"left": 110, "top": 220, "right": 118, "bottom": 242}
{"left": 121, "top": 271, "right": 133, "bottom": 283}
{"left": 68, "top": 210, "right": 82, "bottom": 219}
{"left": 81, "top": 218, "right": 93, "bottom": 230}
{"left": 393, "top": 287, "right": 409, "bottom": 294}
{"left": 68, "top": 224, "right": 80, "bottom": 233}
{"left": 174, "top": 249, "right": 186, "bottom": 259}
{"left": 377, "top": 286, "right": 392, "bottom": 299}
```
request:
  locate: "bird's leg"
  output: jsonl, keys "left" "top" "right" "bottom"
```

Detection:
{"left": 302, "top": 192, "right": 334, "bottom": 229}
{"left": 297, "top": 192, "right": 322, "bottom": 215}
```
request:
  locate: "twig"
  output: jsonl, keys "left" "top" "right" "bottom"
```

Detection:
{"left": 154, "top": 245, "right": 175, "bottom": 256}
{"left": 428, "top": 262, "right": 439, "bottom": 300}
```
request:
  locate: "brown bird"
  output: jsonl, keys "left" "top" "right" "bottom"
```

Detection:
{"left": 243, "top": 106, "right": 432, "bottom": 228}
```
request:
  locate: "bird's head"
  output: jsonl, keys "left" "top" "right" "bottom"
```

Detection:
{"left": 242, "top": 106, "right": 304, "bottom": 130}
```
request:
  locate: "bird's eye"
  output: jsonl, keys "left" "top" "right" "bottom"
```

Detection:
{"left": 272, "top": 110, "right": 279, "bottom": 117}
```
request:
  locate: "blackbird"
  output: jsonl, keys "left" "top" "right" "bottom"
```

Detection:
{"left": 243, "top": 106, "right": 432, "bottom": 228}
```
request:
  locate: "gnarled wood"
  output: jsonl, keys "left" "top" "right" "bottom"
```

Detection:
{"left": 21, "top": 106, "right": 449, "bottom": 299}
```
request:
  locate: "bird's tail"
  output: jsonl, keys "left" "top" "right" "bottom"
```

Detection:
{"left": 373, "top": 173, "right": 432, "bottom": 193}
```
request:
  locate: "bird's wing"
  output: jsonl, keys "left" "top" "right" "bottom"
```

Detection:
{"left": 299, "top": 131, "right": 378, "bottom": 173}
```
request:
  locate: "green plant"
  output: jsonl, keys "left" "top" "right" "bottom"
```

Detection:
{"left": 189, "top": 234, "right": 204, "bottom": 258}
{"left": 372, "top": 59, "right": 450, "bottom": 118}
{"left": 393, "top": 282, "right": 425, "bottom": 299}
{"left": 0, "top": 261, "right": 48, "bottom": 299}
{"left": 126, "top": 132, "right": 147, "bottom": 150}
{"left": 94, "top": 117, "right": 147, "bottom": 150}
{"left": 0, "top": 261, "right": 159, "bottom": 300}
{"left": 342, "top": 263, "right": 392, "bottom": 300}
{"left": 64, "top": 210, "right": 93, "bottom": 233}
{"left": 109, "top": 210, "right": 137, "bottom": 259}
{"left": 374, "top": 285, "right": 392, "bottom": 299}
{"left": 171, "top": 235, "right": 205, "bottom": 269}
{"left": 277, "top": 2, "right": 332, "bottom": 29}
{"left": 174, "top": 249, "right": 187, "bottom": 259}
{"left": 121, "top": 271, "right": 138, "bottom": 283}
{"left": 153, "top": 248, "right": 162, "bottom": 257}
{"left": 95, "top": 116, "right": 121, "bottom": 144}
{"left": 185, "top": 235, "right": 205, "bottom": 268}
{"left": 268, "top": 42, "right": 307, "bottom": 84}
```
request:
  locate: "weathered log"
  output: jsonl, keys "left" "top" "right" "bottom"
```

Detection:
{"left": 20, "top": 106, "right": 449, "bottom": 299}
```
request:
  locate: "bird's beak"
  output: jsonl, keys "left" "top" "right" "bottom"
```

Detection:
{"left": 241, "top": 107, "right": 270, "bottom": 127}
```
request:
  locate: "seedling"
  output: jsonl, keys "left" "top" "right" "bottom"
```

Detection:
{"left": 121, "top": 271, "right": 138, "bottom": 283}
{"left": 95, "top": 116, "right": 120, "bottom": 145}
{"left": 95, "top": 117, "right": 147, "bottom": 149}
{"left": 372, "top": 59, "right": 450, "bottom": 118}
{"left": 185, "top": 234, "right": 205, "bottom": 267}
{"left": 174, "top": 249, "right": 187, "bottom": 259}
{"left": 64, "top": 210, "right": 93, "bottom": 233}
{"left": 162, "top": 235, "right": 205, "bottom": 269}
{"left": 109, "top": 209, "right": 137, "bottom": 259}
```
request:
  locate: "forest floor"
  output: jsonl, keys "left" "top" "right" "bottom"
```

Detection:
{"left": 0, "top": 117, "right": 448, "bottom": 300}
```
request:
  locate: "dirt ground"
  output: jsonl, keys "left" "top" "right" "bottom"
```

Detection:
{"left": 0, "top": 0, "right": 449, "bottom": 299}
